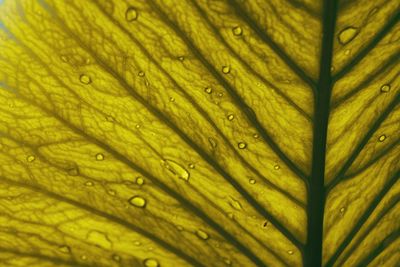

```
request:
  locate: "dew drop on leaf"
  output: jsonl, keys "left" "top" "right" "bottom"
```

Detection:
{"left": 188, "top": 163, "right": 195, "bottom": 169}
{"left": 229, "top": 197, "right": 242, "bottom": 210}
{"left": 196, "top": 229, "right": 209, "bottom": 240}
{"left": 208, "top": 137, "right": 218, "bottom": 149}
{"left": 249, "top": 179, "right": 256, "bottom": 184}
{"left": 227, "top": 114, "right": 234, "bottom": 121}
{"left": 253, "top": 133, "right": 259, "bottom": 139}
{"left": 232, "top": 26, "right": 243, "bottom": 36}
{"left": 178, "top": 56, "right": 185, "bottom": 61}
{"left": 262, "top": 221, "right": 269, "bottom": 227}
{"left": 238, "top": 142, "right": 247, "bottom": 149}
{"left": 380, "top": 84, "right": 390, "bottom": 93}
{"left": 79, "top": 74, "right": 92, "bottom": 85}
{"left": 222, "top": 65, "right": 230, "bottom": 74}
{"left": 378, "top": 135, "right": 386, "bottom": 142}
{"left": 338, "top": 26, "right": 358, "bottom": 45}
{"left": 84, "top": 181, "right": 94, "bottom": 187}
{"left": 26, "top": 155, "right": 35, "bottom": 162}
{"left": 344, "top": 49, "right": 351, "bottom": 55}
{"left": 67, "top": 167, "right": 79, "bottom": 176}
{"left": 169, "top": 97, "right": 175, "bottom": 102}
{"left": 125, "top": 7, "right": 138, "bottom": 22}
{"left": 143, "top": 258, "right": 159, "bottom": 267}
{"left": 135, "top": 177, "right": 144, "bottom": 185}
{"left": 96, "top": 153, "right": 105, "bottom": 161}
{"left": 161, "top": 159, "right": 190, "bottom": 181}
{"left": 204, "top": 87, "right": 212, "bottom": 94}
{"left": 134, "top": 241, "right": 141, "bottom": 246}
{"left": 58, "top": 245, "right": 71, "bottom": 253}
{"left": 287, "top": 250, "right": 294, "bottom": 255}
{"left": 138, "top": 71, "right": 145, "bottom": 77}
{"left": 107, "top": 189, "right": 116, "bottom": 196}
{"left": 274, "top": 164, "right": 280, "bottom": 170}
{"left": 340, "top": 207, "right": 346, "bottom": 214}
{"left": 112, "top": 254, "right": 121, "bottom": 262}
{"left": 128, "top": 196, "right": 147, "bottom": 208}
{"left": 81, "top": 255, "right": 87, "bottom": 261}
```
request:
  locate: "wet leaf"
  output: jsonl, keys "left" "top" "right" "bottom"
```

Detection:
{"left": 0, "top": 0, "right": 398, "bottom": 266}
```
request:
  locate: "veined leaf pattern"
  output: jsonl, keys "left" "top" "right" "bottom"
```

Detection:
{"left": 0, "top": 0, "right": 398, "bottom": 266}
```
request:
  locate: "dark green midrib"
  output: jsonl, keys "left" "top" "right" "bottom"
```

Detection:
{"left": 305, "top": 0, "right": 337, "bottom": 267}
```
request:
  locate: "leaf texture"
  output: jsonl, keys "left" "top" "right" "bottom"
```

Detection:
{"left": 0, "top": 0, "right": 398, "bottom": 266}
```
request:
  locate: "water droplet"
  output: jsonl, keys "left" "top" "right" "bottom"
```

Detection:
{"left": 340, "top": 207, "right": 345, "bottom": 214}
{"left": 79, "top": 74, "right": 92, "bottom": 85}
{"left": 229, "top": 197, "right": 242, "bottom": 210}
{"left": 249, "top": 179, "right": 256, "bottom": 184}
{"left": 238, "top": 142, "right": 247, "bottom": 149}
{"left": 188, "top": 163, "right": 195, "bottom": 169}
{"left": 338, "top": 27, "right": 358, "bottom": 45}
{"left": 274, "top": 164, "right": 280, "bottom": 170}
{"left": 128, "top": 196, "right": 147, "bottom": 208}
{"left": 232, "top": 26, "right": 243, "bottom": 36}
{"left": 169, "top": 97, "right": 175, "bottom": 102}
{"left": 81, "top": 255, "right": 87, "bottom": 260}
{"left": 253, "top": 133, "right": 259, "bottom": 139}
{"left": 96, "top": 153, "right": 105, "bottom": 161}
{"left": 161, "top": 159, "right": 190, "bottom": 181}
{"left": 227, "top": 212, "right": 234, "bottom": 219}
{"left": 58, "top": 245, "right": 71, "bottom": 253}
{"left": 67, "top": 167, "right": 79, "bottom": 176}
{"left": 222, "top": 65, "right": 230, "bottom": 74}
{"left": 330, "top": 66, "right": 335, "bottom": 72}
{"left": 344, "top": 49, "right": 351, "bottom": 55}
{"left": 218, "top": 92, "right": 224, "bottom": 97}
{"left": 143, "top": 258, "right": 159, "bottom": 267}
{"left": 26, "top": 155, "right": 35, "bottom": 162}
{"left": 287, "top": 250, "right": 294, "bottom": 255}
{"left": 178, "top": 56, "right": 185, "bottom": 61}
{"left": 196, "top": 229, "right": 209, "bottom": 240}
{"left": 208, "top": 137, "right": 218, "bottom": 149}
{"left": 262, "top": 221, "right": 269, "bottom": 227}
{"left": 112, "top": 254, "right": 121, "bottom": 262}
{"left": 125, "top": 7, "right": 138, "bottom": 22}
{"left": 135, "top": 124, "right": 141, "bottom": 129}
{"left": 204, "top": 87, "right": 213, "bottom": 94}
{"left": 84, "top": 181, "right": 94, "bottom": 186}
{"left": 138, "top": 71, "right": 145, "bottom": 77}
{"left": 378, "top": 135, "right": 386, "bottom": 142}
{"left": 136, "top": 177, "right": 144, "bottom": 185}
{"left": 134, "top": 241, "right": 141, "bottom": 246}
{"left": 380, "top": 84, "right": 390, "bottom": 93}
{"left": 227, "top": 114, "right": 234, "bottom": 121}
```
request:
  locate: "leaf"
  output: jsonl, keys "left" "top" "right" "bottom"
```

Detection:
{"left": 0, "top": 0, "right": 398, "bottom": 266}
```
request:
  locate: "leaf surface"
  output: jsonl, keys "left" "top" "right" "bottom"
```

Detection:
{"left": 0, "top": 0, "right": 398, "bottom": 266}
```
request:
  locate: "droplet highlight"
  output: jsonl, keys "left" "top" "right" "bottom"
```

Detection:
{"left": 204, "top": 87, "right": 212, "bottom": 94}
{"left": 238, "top": 142, "right": 247, "bottom": 149}
{"left": 378, "top": 135, "right": 386, "bottom": 142}
{"left": 249, "top": 179, "right": 256, "bottom": 184}
{"left": 208, "top": 137, "right": 218, "bottom": 149}
{"left": 79, "top": 74, "right": 92, "bottom": 85}
{"left": 136, "top": 177, "right": 144, "bottom": 185}
{"left": 96, "top": 153, "right": 105, "bottom": 161}
{"left": 128, "top": 196, "right": 147, "bottom": 208}
{"left": 380, "top": 84, "right": 390, "bottom": 93}
{"left": 26, "top": 155, "right": 36, "bottom": 162}
{"left": 232, "top": 26, "right": 243, "bottom": 36}
{"left": 84, "top": 181, "right": 94, "bottom": 187}
{"left": 196, "top": 229, "right": 209, "bottom": 240}
{"left": 125, "top": 7, "right": 138, "bottom": 22}
{"left": 338, "top": 27, "right": 358, "bottom": 45}
{"left": 222, "top": 65, "right": 230, "bottom": 74}
{"left": 188, "top": 163, "right": 195, "bottom": 169}
{"left": 138, "top": 71, "right": 145, "bottom": 77}
{"left": 274, "top": 164, "right": 280, "bottom": 170}
{"left": 143, "top": 258, "right": 159, "bottom": 267}
{"left": 227, "top": 114, "right": 234, "bottom": 121}
{"left": 287, "top": 250, "right": 294, "bottom": 255}
{"left": 58, "top": 245, "right": 71, "bottom": 254}
{"left": 161, "top": 159, "right": 190, "bottom": 181}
